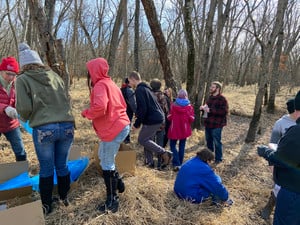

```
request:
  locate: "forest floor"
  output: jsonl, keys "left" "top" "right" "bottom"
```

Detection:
{"left": 0, "top": 78, "right": 298, "bottom": 225}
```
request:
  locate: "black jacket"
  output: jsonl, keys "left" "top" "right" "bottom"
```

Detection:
{"left": 264, "top": 117, "right": 300, "bottom": 194}
{"left": 133, "top": 82, "right": 164, "bottom": 128}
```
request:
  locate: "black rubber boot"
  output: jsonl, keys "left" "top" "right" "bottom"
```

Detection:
{"left": 261, "top": 191, "right": 276, "bottom": 220}
{"left": 39, "top": 176, "right": 54, "bottom": 215}
{"left": 97, "top": 170, "right": 119, "bottom": 213}
{"left": 115, "top": 171, "right": 125, "bottom": 193}
{"left": 16, "top": 154, "right": 27, "bottom": 161}
{"left": 57, "top": 172, "right": 71, "bottom": 206}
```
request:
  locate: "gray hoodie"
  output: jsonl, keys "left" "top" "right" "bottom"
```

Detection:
{"left": 270, "top": 114, "right": 296, "bottom": 144}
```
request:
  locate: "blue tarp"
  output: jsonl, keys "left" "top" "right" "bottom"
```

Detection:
{"left": 0, "top": 157, "right": 89, "bottom": 192}
{"left": 19, "top": 120, "right": 32, "bottom": 135}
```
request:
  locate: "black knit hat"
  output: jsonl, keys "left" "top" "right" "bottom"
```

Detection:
{"left": 295, "top": 91, "right": 300, "bottom": 111}
{"left": 286, "top": 98, "right": 295, "bottom": 114}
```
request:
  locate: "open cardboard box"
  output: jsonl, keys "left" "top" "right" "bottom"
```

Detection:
{"left": 0, "top": 200, "right": 44, "bottom": 225}
{"left": 0, "top": 146, "right": 84, "bottom": 224}
{"left": 93, "top": 143, "right": 136, "bottom": 176}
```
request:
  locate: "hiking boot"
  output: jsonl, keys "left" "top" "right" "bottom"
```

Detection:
{"left": 161, "top": 151, "right": 172, "bottom": 167}
{"left": 261, "top": 191, "right": 276, "bottom": 220}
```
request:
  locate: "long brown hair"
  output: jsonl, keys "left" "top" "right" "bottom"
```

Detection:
{"left": 86, "top": 71, "right": 93, "bottom": 94}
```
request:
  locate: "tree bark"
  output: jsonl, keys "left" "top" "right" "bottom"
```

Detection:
{"left": 134, "top": 0, "right": 140, "bottom": 71}
{"left": 183, "top": 0, "right": 195, "bottom": 94}
{"left": 141, "top": 0, "right": 178, "bottom": 94}
{"left": 107, "top": 0, "right": 124, "bottom": 76}
{"left": 27, "top": 0, "right": 71, "bottom": 97}
{"left": 245, "top": 0, "right": 288, "bottom": 142}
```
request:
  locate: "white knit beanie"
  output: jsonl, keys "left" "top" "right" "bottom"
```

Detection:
{"left": 18, "top": 43, "right": 44, "bottom": 68}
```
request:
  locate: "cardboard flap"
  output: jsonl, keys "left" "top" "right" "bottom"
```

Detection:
{"left": 0, "top": 200, "right": 45, "bottom": 225}
{"left": 69, "top": 146, "right": 81, "bottom": 160}
{"left": 0, "top": 161, "right": 28, "bottom": 182}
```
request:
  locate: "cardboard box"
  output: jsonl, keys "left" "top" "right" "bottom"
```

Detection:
{"left": 0, "top": 161, "right": 32, "bottom": 202}
{"left": 93, "top": 143, "right": 136, "bottom": 176}
{"left": 0, "top": 200, "right": 45, "bottom": 225}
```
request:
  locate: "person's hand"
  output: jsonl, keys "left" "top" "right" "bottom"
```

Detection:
{"left": 4, "top": 106, "right": 18, "bottom": 119}
{"left": 257, "top": 145, "right": 269, "bottom": 157}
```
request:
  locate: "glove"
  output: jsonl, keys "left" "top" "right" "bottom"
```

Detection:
{"left": 257, "top": 145, "right": 269, "bottom": 157}
{"left": 4, "top": 106, "right": 18, "bottom": 119}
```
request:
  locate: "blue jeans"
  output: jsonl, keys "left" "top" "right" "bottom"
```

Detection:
{"left": 98, "top": 125, "right": 130, "bottom": 170}
{"left": 3, "top": 127, "right": 26, "bottom": 161}
{"left": 170, "top": 139, "right": 186, "bottom": 167}
{"left": 205, "top": 127, "right": 223, "bottom": 162}
{"left": 273, "top": 187, "right": 300, "bottom": 225}
{"left": 32, "top": 122, "right": 74, "bottom": 178}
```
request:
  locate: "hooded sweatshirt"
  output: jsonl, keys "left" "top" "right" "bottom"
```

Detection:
{"left": 15, "top": 68, "right": 74, "bottom": 127}
{"left": 167, "top": 100, "right": 194, "bottom": 140}
{"left": 269, "top": 114, "right": 296, "bottom": 144}
{"left": 81, "top": 58, "right": 129, "bottom": 141}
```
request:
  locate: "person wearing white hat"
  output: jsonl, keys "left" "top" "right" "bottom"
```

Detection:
{"left": 16, "top": 43, "right": 75, "bottom": 215}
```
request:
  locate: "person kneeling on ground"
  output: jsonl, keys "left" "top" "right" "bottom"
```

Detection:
{"left": 174, "top": 148, "right": 233, "bottom": 206}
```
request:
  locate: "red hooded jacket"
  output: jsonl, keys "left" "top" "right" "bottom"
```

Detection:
{"left": 167, "top": 101, "right": 194, "bottom": 140}
{"left": 81, "top": 58, "right": 130, "bottom": 141}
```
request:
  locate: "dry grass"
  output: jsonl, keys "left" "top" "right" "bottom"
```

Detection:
{"left": 0, "top": 78, "right": 298, "bottom": 225}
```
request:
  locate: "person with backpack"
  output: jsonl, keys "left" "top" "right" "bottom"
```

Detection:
{"left": 120, "top": 78, "right": 136, "bottom": 144}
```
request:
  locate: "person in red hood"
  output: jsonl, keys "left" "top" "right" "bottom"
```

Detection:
{"left": 81, "top": 58, "right": 130, "bottom": 214}
{"left": 0, "top": 56, "right": 27, "bottom": 161}
{"left": 167, "top": 89, "right": 194, "bottom": 171}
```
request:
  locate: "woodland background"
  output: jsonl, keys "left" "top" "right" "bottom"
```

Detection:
{"left": 0, "top": 0, "right": 299, "bottom": 142}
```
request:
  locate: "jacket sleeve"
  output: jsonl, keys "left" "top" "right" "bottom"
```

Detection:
{"left": 205, "top": 171, "right": 229, "bottom": 201}
{"left": 15, "top": 76, "right": 33, "bottom": 121}
{"left": 127, "top": 88, "right": 137, "bottom": 113}
{"left": 82, "top": 83, "right": 108, "bottom": 120}
{"left": 269, "top": 121, "right": 282, "bottom": 144}
{"left": 188, "top": 105, "right": 195, "bottom": 123}
{"left": 133, "top": 88, "right": 147, "bottom": 128}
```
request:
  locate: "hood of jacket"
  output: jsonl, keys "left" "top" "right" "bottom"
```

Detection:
{"left": 22, "top": 68, "right": 56, "bottom": 86}
{"left": 86, "top": 58, "right": 110, "bottom": 85}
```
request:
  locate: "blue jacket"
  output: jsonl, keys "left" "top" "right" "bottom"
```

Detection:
{"left": 174, "top": 156, "right": 229, "bottom": 203}
{"left": 133, "top": 82, "right": 164, "bottom": 128}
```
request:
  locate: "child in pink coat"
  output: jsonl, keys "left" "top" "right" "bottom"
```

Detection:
{"left": 167, "top": 89, "right": 194, "bottom": 171}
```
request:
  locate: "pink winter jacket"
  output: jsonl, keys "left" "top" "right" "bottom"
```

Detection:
{"left": 0, "top": 83, "right": 19, "bottom": 133}
{"left": 167, "top": 102, "right": 194, "bottom": 140}
{"left": 81, "top": 58, "right": 130, "bottom": 141}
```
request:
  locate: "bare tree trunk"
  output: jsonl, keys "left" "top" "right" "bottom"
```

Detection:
{"left": 6, "top": 0, "right": 18, "bottom": 53}
{"left": 245, "top": 0, "right": 288, "bottom": 142}
{"left": 107, "top": 0, "right": 124, "bottom": 76}
{"left": 183, "top": 0, "right": 195, "bottom": 94}
{"left": 134, "top": 0, "right": 140, "bottom": 71}
{"left": 27, "top": 0, "right": 71, "bottom": 97}
{"left": 141, "top": 0, "right": 178, "bottom": 93}
{"left": 122, "top": 0, "right": 128, "bottom": 76}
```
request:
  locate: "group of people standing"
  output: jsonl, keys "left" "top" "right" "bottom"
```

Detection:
{"left": 1, "top": 41, "right": 233, "bottom": 216}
